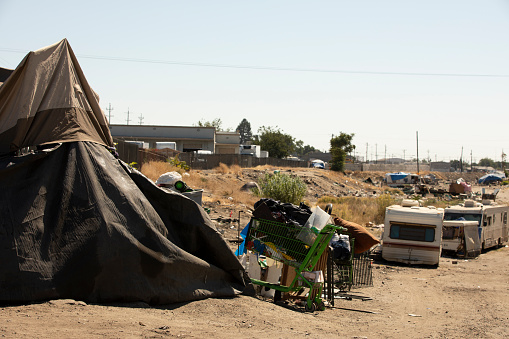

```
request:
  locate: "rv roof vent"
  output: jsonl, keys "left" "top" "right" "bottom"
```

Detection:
{"left": 401, "top": 199, "right": 419, "bottom": 207}
{"left": 464, "top": 200, "right": 475, "bottom": 207}
{"left": 482, "top": 199, "right": 492, "bottom": 205}
{"left": 427, "top": 206, "right": 436, "bottom": 209}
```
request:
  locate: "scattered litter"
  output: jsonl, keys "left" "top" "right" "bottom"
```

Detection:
{"left": 334, "top": 307, "right": 379, "bottom": 314}
{"left": 408, "top": 314, "right": 422, "bottom": 317}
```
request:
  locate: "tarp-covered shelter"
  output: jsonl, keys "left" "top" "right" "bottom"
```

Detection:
{"left": 478, "top": 173, "right": 505, "bottom": 185}
{"left": 384, "top": 172, "right": 420, "bottom": 186}
{"left": 0, "top": 39, "right": 252, "bottom": 304}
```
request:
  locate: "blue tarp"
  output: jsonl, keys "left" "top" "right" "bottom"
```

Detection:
{"left": 387, "top": 172, "right": 409, "bottom": 181}
{"left": 478, "top": 174, "right": 504, "bottom": 185}
{"left": 234, "top": 222, "right": 250, "bottom": 256}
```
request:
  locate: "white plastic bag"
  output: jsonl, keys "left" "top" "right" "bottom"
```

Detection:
{"left": 155, "top": 171, "right": 182, "bottom": 186}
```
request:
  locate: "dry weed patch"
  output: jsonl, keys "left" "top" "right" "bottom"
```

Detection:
{"left": 318, "top": 194, "right": 399, "bottom": 225}
{"left": 213, "top": 163, "right": 243, "bottom": 175}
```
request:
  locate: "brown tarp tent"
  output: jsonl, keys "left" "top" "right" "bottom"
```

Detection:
{"left": 0, "top": 40, "right": 252, "bottom": 304}
{"left": 0, "top": 39, "right": 112, "bottom": 154}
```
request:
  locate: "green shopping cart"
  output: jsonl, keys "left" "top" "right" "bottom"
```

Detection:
{"left": 246, "top": 218, "right": 343, "bottom": 312}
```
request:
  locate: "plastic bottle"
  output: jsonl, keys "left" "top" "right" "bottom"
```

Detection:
{"left": 174, "top": 180, "right": 189, "bottom": 192}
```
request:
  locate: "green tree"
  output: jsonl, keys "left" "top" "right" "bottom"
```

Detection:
{"left": 195, "top": 118, "right": 232, "bottom": 131}
{"left": 330, "top": 132, "right": 355, "bottom": 171}
{"left": 478, "top": 157, "right": 496, "bottom": 168}
{"left": 236, "top": 118, "right": 252, "bottom": 144}
{"left": 255, "top": 126, "right": 295, "bottom": 159}
{"left": 294, "top": 140, "right": 318, "bottom": 157}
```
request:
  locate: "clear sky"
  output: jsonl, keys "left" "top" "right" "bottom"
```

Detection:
{"left": 1, "top": 1, "right": 509, "bottom": 162}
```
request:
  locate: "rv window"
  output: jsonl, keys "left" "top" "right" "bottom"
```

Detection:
{"left": 504, "top": 212, "right": 507, "bottom": 225}
{"left": 442, "top": 226, "right": 459, "bottom": 240}
{"left": 389, "top": 223, "right": 435, "bottom": 242}
{"left": 444, "top": 213, "right": 481, "bottom": 226}
{"left": 485, "top": 216, "right": 491, "bottom": 226}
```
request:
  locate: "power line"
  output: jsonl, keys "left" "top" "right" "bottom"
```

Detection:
{"left": 1, "top": 47, "right": 509, "bottom": 78}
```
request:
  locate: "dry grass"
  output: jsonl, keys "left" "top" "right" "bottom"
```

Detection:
{"left": 140, "top": 161, "right": 184, "bottom": 182}
{"left": 318, "top": 194, "right": 399, "bottom": 225}
{"left": 213, "top": 163, "right": 243, "bottom": 175}
{"left": 140, "top": 160, "right": 258, "bottom": 206}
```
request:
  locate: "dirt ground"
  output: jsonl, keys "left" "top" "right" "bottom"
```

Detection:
{"left": 2, "top": 247, "right": 508, "bottom": 338}
{"left": 2, "top": 170, "right": 509, "bottom": 338}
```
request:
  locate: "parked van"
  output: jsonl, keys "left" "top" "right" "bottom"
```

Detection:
{"left": 382, "top": 200, "right": 444, "bottom": 265}
{"left": 444, "top": 199, "right": 508, "bottom": 250}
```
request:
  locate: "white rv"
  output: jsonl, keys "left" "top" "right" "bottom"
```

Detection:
{"left": 443, "top": 200, "right": 508, "bottom": 250}
{"left": 382, "top": 200, "right": 444, "bottom": 265}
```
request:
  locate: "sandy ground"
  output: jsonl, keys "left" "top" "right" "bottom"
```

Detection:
{"left": 1, "top": 245, "right": 508, "bottom": 338}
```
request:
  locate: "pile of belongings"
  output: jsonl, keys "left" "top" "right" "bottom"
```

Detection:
{"left": 240, "top": 199, "right": 356, "bottom": 263}
{"left": 449, "top": 178, "right": 472, "bottom": 195}
{"left": 333, "top": 217, "right": 380, "bottom": 254}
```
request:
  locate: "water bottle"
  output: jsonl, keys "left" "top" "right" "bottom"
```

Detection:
{"left": 174, "top": 180, "right": 189, "bottom": 192}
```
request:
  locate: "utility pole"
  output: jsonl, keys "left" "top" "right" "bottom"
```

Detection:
{"left": 125, "top": 108, "right": 132, "bottom": 125}
{"left": 403, "top": 149, "right": 406, "bottom": 162}
{"left": 416, "top": 131, "right": 419, "bottom": 174}
{"left": 366, "top": 143, "right": 368, "bottom": 163}
{"left": 138, "top": 113, "right": 144, "bottom": 125}
{"left": 375, "top": 144, "right": 378, "bottom": 164}
{"left": 470, "top": 150, "right": 473, "bottom": 172}
{"left": 502, "top": 150, "right": 506, "bottom": 173}
{"left": 457, "top": 147, "right": 463, "bottom": 172}
{"left": 384, "top": 145, "right": 387, "bottom": 164}
{"left": 105, "top": 103, "right": 114, "bottom": 124}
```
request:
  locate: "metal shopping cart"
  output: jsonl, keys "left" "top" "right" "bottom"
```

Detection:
{"left": 246, "top": 218, "right": 343, "bottom": 312}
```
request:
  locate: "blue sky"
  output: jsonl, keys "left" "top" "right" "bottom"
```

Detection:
{"left": 1, "top": 1, "right": 509, "bottom": 162}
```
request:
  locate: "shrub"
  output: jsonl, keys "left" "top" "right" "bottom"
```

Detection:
{"left": 168, "top": 155, "right": 189, "bottom": 171}
{"left": 255, "top": 172, "right": 307, "bottom": 204}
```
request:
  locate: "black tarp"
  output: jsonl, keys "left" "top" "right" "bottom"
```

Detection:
{"left": 0, "top": 141, "right": 252, "bottom": 303}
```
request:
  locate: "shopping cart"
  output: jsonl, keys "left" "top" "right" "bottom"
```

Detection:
{"left": 246, "top": 217, "right": 343, "bottom": 312}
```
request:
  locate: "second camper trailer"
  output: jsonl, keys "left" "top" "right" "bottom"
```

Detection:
{"left": 382, "top": 200, "right": 444, "bottom": 266}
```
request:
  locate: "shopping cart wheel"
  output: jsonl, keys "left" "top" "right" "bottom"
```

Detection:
{"left": 317, "top": 301, "right": 326, "bottom": 311}
{"left": 304, "top": 302, "right": 316, "bottom": 312}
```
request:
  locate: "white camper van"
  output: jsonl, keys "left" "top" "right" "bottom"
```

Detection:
{"left": 444, "top": 200, "right": 508, "bottom": 250}
{"left": 382, "top": 200, "right": 444, "bottom": 265}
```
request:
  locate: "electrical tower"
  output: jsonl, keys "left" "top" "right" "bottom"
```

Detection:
{"left": 105, "top": 103, "right": 114, "bottom": 124}
{"left": 125, "top": 108, "right": 132, "bottom": 125}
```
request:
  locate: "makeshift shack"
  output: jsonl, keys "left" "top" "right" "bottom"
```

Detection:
{"left": 0, "top": 39, "right": 252, "bottom": 304}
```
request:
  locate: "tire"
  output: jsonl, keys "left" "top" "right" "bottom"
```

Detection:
{"left": 317, "top": 301, "right": 326, "bottom": 311}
